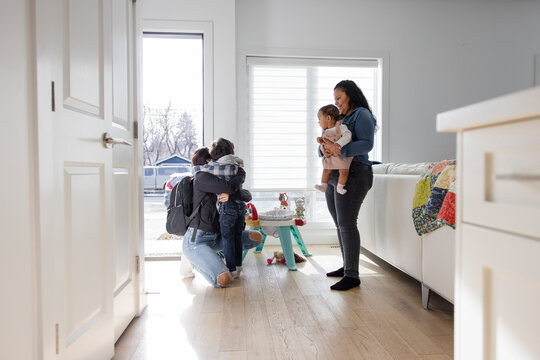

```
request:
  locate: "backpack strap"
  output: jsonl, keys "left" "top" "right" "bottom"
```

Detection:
{"left": 188, "top": 193, "right": 211, "bottom": 242}
{"left": 186, "top": 200, "right": 203, "bottom": 226}
{"left": 170, "top": 178, "right": 186, "bottom": 209}
{"left": 173, "top": 182, "right": 181, "bottom": 207}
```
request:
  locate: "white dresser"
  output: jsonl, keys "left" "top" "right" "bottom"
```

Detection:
{"left": 437, "top": 87, "right": 540, "bottom": 360}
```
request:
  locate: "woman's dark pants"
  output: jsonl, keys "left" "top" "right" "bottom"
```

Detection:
{"left": 325, "top": 161, "right": 373, "bottom": 279}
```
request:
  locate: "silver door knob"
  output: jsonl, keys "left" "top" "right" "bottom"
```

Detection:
{"left": 102, "top": 132, "right": 132, "bottom": 148}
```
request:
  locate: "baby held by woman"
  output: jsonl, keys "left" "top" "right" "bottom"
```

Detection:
{"left": 314, "top": 104, "right": 353, "bottom": 195}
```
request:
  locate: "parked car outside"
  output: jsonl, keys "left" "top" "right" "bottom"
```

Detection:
{"left": 163, "top": 170, "right": 193, "bottom": 208}
{"left": 144, "top": 165, "right": 190, "bottom": 190}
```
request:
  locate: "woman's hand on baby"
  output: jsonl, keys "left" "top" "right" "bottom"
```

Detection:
{"left": 322, "top": 146, "right": 332, "bottom": 158}
{"left": 218, "top": 193, "right": 229, "bottom": 202}
{"left": 322, "top": 138, "right": 341, "bottom": 156}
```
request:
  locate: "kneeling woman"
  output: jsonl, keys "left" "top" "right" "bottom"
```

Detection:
{"left": 182, "top": 147, "right": 262, "bottom": 287}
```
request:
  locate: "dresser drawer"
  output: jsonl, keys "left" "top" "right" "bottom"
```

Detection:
{"left": 457, "top": 224, "right": 540, "bottom": 359}
{"left": 462, "top": 117, "right": 540, "bottom": 239}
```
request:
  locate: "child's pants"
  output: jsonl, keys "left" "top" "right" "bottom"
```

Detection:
{"left": 219, "top": 201, "right": 246, "bottom": 272}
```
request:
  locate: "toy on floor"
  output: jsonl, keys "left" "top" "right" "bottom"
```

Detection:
{"left": 267, "top": 251, "right": 286, "bottom": 264}
{"left": 267, "top": 250, "right": 307, "bottom": 265}
{"left": 293, "top": 252, "right": 307, "bottom": 263}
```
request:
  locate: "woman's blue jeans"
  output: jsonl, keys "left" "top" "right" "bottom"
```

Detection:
{"left": 182, "top": 227, "right": 259, "bottom": 287}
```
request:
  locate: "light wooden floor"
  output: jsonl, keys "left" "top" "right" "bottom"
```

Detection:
{"left": 113, "top": 245, "right": 453, "bottom": 360}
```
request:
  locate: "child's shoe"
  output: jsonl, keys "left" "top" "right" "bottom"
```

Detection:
{"left": 314, "top": 183, "right": 328, "bottom": 192}
{"left": 231, "top": 267, "right": 241, "bottom": 279}
{"left": 337, "top": 183, "right": 347, "bottom": 195}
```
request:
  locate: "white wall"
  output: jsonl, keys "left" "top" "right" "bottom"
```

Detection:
{"left": 0, "top": 1, "right": 40, "bottom": 359}
{"left": 236, "top": 0, "right": 540, "bottom": 163}
{"left": 142, "top": 0, "right": 237, "bottom": 145}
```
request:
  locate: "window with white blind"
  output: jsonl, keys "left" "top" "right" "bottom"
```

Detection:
{"left": 245, "top": 56, "right": 382, "bottom": 223}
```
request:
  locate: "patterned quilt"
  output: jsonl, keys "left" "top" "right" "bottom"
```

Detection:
{"left": 412, "top": 159, "right": 456, "bottom": 236}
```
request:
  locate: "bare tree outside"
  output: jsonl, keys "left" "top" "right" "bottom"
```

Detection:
{"left": 143, "top": 101, "right": 200, "bottom": 165}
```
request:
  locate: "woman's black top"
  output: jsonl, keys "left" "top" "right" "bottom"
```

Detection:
{"left": 191, "top": 167, "right": 251, "bottom": 234}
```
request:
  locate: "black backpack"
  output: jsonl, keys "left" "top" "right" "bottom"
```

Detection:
{"left": 166, "top": 176, "right": 201, "bottom": 237}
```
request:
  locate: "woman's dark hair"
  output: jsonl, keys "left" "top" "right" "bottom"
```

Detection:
{"left": 191, "top": 147, "right": 212, "bottom": 166}
{"left": 334, "top": 80, "right": 372, "bottom": 113}
{"left": 334, "top": 79, "right": 378, "bottom": 130}
{"left": 210, "top": 138, "right": 235, "bottom": 160}
{"left": 318, "top": 104, "right": 340, "bottom": 122}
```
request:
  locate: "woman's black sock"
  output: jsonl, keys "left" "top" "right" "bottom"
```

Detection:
{"left": 330, "top": 276, "right": 360, "bottom": 291}
{"left": 326, "top": 267, "right": 344, "bottom": 277}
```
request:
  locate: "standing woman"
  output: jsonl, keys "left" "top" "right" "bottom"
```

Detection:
{"left": 321, "top": 80, "right": 376, "bottom": 291}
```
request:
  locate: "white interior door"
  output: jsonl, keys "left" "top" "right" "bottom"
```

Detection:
{"left": 55, "top": 0, "right": 114, "bottom": 357}
{"left": 111, "top": 0, "right": 139, "bottom": 341}
{"left": 34, "top": 0, "right": 138, "bottom": 358}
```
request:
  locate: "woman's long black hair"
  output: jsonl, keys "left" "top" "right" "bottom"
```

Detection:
{"left": 334, "top": 80, "right": 378, "bottom": 130}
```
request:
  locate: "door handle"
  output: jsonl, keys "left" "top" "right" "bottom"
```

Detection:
{"left": 495, "top": 173, "right": 540, "bottom": 181}
{"left": 102, "top": 132, "right": 132, "bottom": 148}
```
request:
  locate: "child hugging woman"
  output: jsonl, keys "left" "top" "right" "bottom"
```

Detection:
{"left": 314, "top": 104, "right": 353, "bottom": 195}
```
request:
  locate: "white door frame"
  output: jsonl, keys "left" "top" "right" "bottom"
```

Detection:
{"left": 132, "top": 0, "right": 148, "bottom": 315}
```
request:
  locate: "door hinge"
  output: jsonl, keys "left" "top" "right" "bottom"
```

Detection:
{"left": 134, "top": 120, "right": 138, "bottom": 139}
{"left": 55, "top": 323, "right": 59, "bottom": 354}
{"left": 51, "top": 81, "right": 56, "bottom": 112}
{"left": 136, "top": 255, "right": 140, "bottom": 274}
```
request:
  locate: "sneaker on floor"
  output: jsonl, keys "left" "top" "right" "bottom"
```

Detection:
{"left": 180, "top": 270, "right": 195, "bottom": 279}
{"left": 180, "top": 258, "right": 195, "bottom": 278}
{"left": 231, "top": 266, "right": 243, "bottom": 279}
